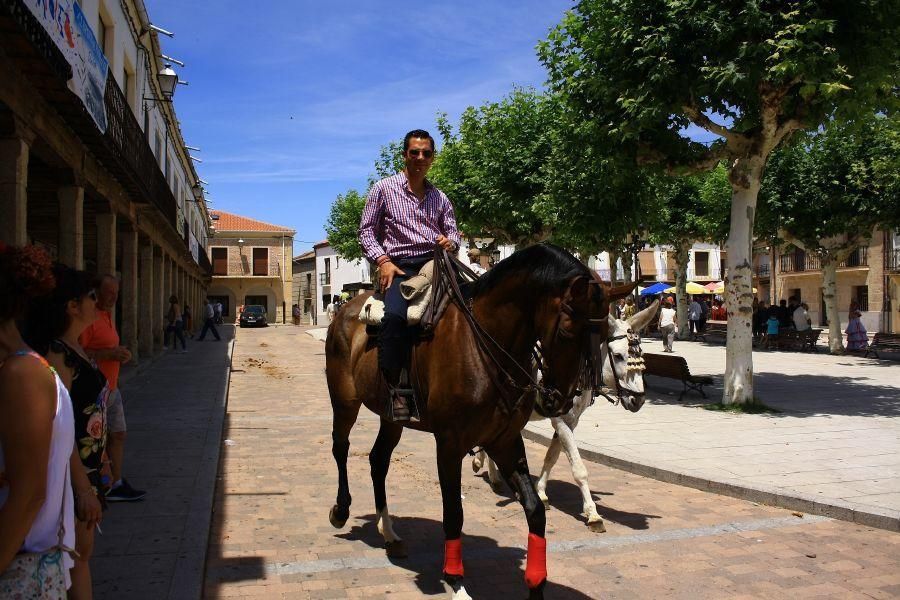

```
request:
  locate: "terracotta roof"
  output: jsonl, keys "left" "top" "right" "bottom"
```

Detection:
{"left": 210, "top": 210, "right": 294, "bottom": 233}
{"left": 313, "top": 240, "right": 330, "bottom": 249}
{"left": 293, "top": 250, "right": 315, "bottom": 261}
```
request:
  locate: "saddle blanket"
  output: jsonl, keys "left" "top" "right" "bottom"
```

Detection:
{"left": 359, "top": 260, "right": 434, "bottom": 326}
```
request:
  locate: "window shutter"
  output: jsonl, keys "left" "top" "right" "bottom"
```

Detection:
{"left": 253, "top": 248, "right": 268, "bottom": 276}
{"left": 212, "top": 248, "right": 227, "bottom": 276}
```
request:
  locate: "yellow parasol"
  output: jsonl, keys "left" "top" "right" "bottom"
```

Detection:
{"left": 710, "top": 284, "right": 757, "bottom": 294}
{"left": 663, "top": 282, "right": 708, "bottom": 294}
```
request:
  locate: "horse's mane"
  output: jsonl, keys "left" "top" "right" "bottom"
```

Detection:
{"left": 471, "top": 243, "right": 590, "bottom": 298}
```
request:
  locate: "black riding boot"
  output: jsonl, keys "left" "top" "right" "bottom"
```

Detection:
{"left": 379, "top": 315, "right": 417, "bottom": 422}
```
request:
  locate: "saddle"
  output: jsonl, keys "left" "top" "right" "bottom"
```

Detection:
{"left": 362, "top": 246, "right": 479, "bottom": 339}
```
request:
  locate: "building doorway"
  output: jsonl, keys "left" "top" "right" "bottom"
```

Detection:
{"left": 208, "top": 295, "right": 230, "bottom": 319}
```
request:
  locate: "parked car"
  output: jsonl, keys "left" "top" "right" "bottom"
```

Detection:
{"left": 239, "top": 305, "right": 268, "bottom": 328}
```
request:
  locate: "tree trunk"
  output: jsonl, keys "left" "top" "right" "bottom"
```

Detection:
{"left": 608, "top": 250, "right": 620, "bottom": 284}
{"left": 621, "top": 250, "right": 634, "bottom": 286}
{"left": 723, "top": 156, "right": 765, "bottom": 405}
{"left": 769, "top": 243, "right": 777, "bottom": 306}
{"left": 674, "top": 241, "right": 690, "bottom": 339}
{"left": 821, "top": 258, "right": 844, "bottom": 354}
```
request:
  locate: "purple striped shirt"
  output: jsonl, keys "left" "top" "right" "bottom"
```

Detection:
{"left": 359, "top": 172, "right": 461, "bottom": 263}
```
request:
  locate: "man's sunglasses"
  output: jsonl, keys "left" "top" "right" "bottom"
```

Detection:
{"left": 407, "top": 149, "right": 434, "bottom": 158}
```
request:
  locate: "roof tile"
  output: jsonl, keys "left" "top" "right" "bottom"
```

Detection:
{"left": 210, "top": 210, "right": 294, "bottom": 233}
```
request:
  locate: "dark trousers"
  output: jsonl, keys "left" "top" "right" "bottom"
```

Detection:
{"left": 198, "top": 317, "right": 221, "bottom": 341}
{"left": 379, "top": 255, "right": 430, "bottom": 372}
{"left": 165, "top": 321, "right": 186, "bottom": 349}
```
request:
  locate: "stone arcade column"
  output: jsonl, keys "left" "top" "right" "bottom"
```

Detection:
{"left": 95, "top": 212, "right": 117, "bottom": 276}
{"left": 0, "top": 136, "right": 29, "bottom": 246}
{"left": 58, "top": 185, "right": 84, "bottom": 269}
{"left": 153, "top": 246, "right": 164, "bottom": 350}
{"left": 138, "top": 242, "right": 154, "bottom": 357}
{"left": 121, "top": 228, "right": 139, "bottom": 362}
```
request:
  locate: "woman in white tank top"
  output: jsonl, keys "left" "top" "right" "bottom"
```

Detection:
{"left": 0, "top": 244, "right": 76, "bottom": 596}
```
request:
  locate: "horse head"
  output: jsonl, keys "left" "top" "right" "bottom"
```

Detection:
{"left": 601, "top": 299, "right": 659, "bottom": 412}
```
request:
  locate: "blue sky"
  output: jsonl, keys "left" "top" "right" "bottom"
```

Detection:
{"left": 148, "top": 0, "right": 582, "bottom": 254}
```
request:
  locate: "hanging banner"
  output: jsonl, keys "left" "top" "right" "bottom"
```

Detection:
{"left": 26, "top": 0, "right": 109, "bottom": 132}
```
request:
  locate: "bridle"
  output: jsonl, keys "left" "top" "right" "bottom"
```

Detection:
{"left": 591, "top": 326, "right": 646, "bottom": 406}
{"left": 434, "top": 248, "right": 608, "bottom": 417}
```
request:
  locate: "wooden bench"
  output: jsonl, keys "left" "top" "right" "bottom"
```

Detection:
{"left": 643, "top": 352, "right": 715, "bottom": 402}
{"left": 865, "top": 333, "right": 900, "bottom": 359}
{"left": 773, "top": 328, "right": 822, "bottom": 352}
{"left": 696, "top": 321, "right": 727, "bottom": 343}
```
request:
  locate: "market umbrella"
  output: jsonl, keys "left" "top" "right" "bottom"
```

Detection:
{"left": 704, "top": 281, "right": 722, "bottom": 291}
{"left": 711, "top": 284, "right": 757, "bottom": 294}
{"left": 664, "top": 282, "right": 707, "bottom": 294}
{"left": 639, "top": 282, "right": 670, "bottom": 296}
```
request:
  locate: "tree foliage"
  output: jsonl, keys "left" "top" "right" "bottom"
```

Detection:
{"left": 323, "top": 189, "right": 367, "bottom": 262}
{"left": 430, "top": 88, "right": 560, "bottom": 247}
{"left": 762, "top": 114, "right": 900, "bottom": 247}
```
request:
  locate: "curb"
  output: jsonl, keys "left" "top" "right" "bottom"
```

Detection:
{"left": 167, "top": 332, "right": 236, "bottom": 600}
{"left": 521, "top": 428, "right": 900, "bottom": 533}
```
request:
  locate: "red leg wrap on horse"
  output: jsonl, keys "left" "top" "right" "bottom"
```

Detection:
{"left": 443, "top": 538, "right": 464, "bottom": 577}
{"left": 525, "top": 533, "right": 547, "bottom": 588}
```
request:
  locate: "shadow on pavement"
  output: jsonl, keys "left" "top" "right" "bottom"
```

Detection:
{"left": 337, "top": 514, "right": 596, "bottom": 599}
{"left": 541, "top": 479, "right": 660, "bottom": 531}
{"left": 644, "top": 371, "right": 900, "bottom": 418}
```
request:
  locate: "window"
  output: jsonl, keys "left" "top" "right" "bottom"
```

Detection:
{"left": 694, "top": 251, "right": 710, "bottom": 278}
{"left": 854, "top": 286, "right": 869, "bottom": 312}
{"left": 790, "top": 288, "right": 801, "bottom": 303}
{"left": 252, "top": 248, "right": 269, "bottom": 276}
{"left": 154, "top": 131, "right": 163, "bottom": 163}
{"left": 211, "top": 248, "right": 227, "bottom": 276}
{"left": 324, "top": 258, "right": 331, "bottom": 285}
{"left": 97, "top": 14, "right": 110, "bottom": 61}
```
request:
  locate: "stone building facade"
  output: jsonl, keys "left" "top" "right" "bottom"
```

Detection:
{"left": 1, "top": 0, "right": 211, "bottom": 362}
{"left": 207, "top": 211, "right": 294, "bottom": 324}
{"left": 291, "top": 250, "right": 316, "bottom": 324}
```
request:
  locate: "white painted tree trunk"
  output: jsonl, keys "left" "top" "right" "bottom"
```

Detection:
{"left": 821, "top": 259, "right": 844, "bottom": 354}
{"left": 608, "top": 250, "right": 620, "bottom": 284}
{"left": 723, "top": 157, "right": 764, "bottom": 405}
{"left": 674, "top": 241, "right": 690, "bottom": 339}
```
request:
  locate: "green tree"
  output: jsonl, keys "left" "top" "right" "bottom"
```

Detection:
{"left": 540, "top": 0, "right": 900, "bottom": 403}
{"left": 324, "top": 189, "right": 367, "bottom": 262}
{"left": 761, "top": 114, "right": 900, "bottom": 352}
{"left": 650, "top": 167, "right": 732, "bottom": 337}
{"left": 430, "top": 88, "right": 560, "bottom": 247}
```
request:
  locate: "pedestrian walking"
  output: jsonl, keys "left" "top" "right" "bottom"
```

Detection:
{"left": 688, "top": 296, "right": 702, "bottom": 340}
{"left": 80, "top": 275, "right": 145, "bottom": 503}
{"left": 214, "top": 301, "right": 223, "bottom": 324}
{"left": 198, "top": 299, "right": 222, "bottom": 341}
{"left": 846, "top": 309, "right": 868, "bottom": 351}
{"left": 183, "top": 304, "right": 194, "bottom": 338}
{"left": 163, "top": 295, "right": 187, "bottom": 352}
{"left": 658, "top": 298, "right": 677, "bottom": 352}
{"left": 292, "top": 303, "right": 301, "bottom": 326}
{"left": 0, "top": 244, "right": 78, "bottom": 597}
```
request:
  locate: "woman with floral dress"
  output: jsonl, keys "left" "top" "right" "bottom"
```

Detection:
{"left": 25, "top": 265, "right": 106, "bottom": 600}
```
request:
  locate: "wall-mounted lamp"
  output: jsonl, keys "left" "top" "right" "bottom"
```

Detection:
{"left": 143, "top": 64, "right": 178, "bottom": 104}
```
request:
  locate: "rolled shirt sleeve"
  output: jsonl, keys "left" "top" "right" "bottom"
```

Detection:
{"left": 359, "top": 183, "right": 387, "bottom": 263}
{"left": 440, "top": 192, "right": 461, "bottom": 250}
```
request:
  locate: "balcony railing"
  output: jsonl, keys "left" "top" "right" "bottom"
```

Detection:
{"left": 2, "top": 0, "right": 179, "bottom": 241}
{"left": 780, "top": 247, "right": 868, "bottom": 273}
{"left": 754, "top": 263, "right": 771, "bottom": 278}
{"left": 890, "top": 248, "right": 900, "bottom": 272}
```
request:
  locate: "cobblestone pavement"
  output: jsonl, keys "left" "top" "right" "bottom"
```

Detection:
{"left": 205, "top": 326, "right": 900, "bottom": 599}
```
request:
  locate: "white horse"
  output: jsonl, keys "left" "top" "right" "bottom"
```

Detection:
{"left": 473, "top": 299, "right": 658, "bottom": 532}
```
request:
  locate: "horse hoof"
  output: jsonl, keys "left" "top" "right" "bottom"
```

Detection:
{"left": 588, "top": 519, "right": 606, "bottom": 533}
{"left": 471, "top": 458, "right": 482, "bottom": 473}
{"left": 329, "top": 505, "right": 349, "bottom": 528}
{"left": 528, "top": 579, "right": 546, "bottom": 600}
{"left": 384, "top": 540, "right": 407, "bottom": 559}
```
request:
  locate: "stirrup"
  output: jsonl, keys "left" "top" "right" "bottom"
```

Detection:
{"left": 388, "top": 370, "right": 420, "bottom": 423}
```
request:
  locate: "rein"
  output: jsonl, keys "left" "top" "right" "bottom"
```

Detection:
{"left": 435, "top": 248, "right": 598, "bottom": 416}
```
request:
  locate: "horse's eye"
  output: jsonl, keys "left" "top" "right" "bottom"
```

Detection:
{"left": 614, "top": 353, "right": 625, "bottom": 361}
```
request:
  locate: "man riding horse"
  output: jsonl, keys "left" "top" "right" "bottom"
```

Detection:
{"left": 359, "top": 129, "right": 460, "bottom": 421}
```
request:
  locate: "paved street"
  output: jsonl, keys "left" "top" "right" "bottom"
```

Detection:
{"left": 204, "top": 326, "right": 900, "bottom": 599}
{"left": 525, "top": 335, "right": 900, "bottom": 532}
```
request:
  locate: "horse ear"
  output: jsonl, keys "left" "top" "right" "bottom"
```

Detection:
{"left": 608, "top": 283, "right": 636, "bottom": 301}
{"left": 629, "top": 298, "right": 659, "bottom": 332}
{"left": 568, "top": 275, "right": 590, "bottom": 300}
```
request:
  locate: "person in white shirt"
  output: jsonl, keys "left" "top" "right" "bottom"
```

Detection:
{"left": 466, "top": 248, "right": 487, "bottom": 276}
{"left": 658, "top": 298, "right": 678, "bottom": 352}
{"left": 688, "top": 297, "right": 702, "bottom": 340}
{"left": 793, "top": 302, "right": 811, "bottom": 332}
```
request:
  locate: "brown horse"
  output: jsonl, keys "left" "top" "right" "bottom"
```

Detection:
{"left": 325, "top": 244, "right": 632, "bottom": 599}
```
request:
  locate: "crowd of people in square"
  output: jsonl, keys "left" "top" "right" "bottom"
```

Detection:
{"left": 0, "top": 242, "right": 224, "bottom": 598}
